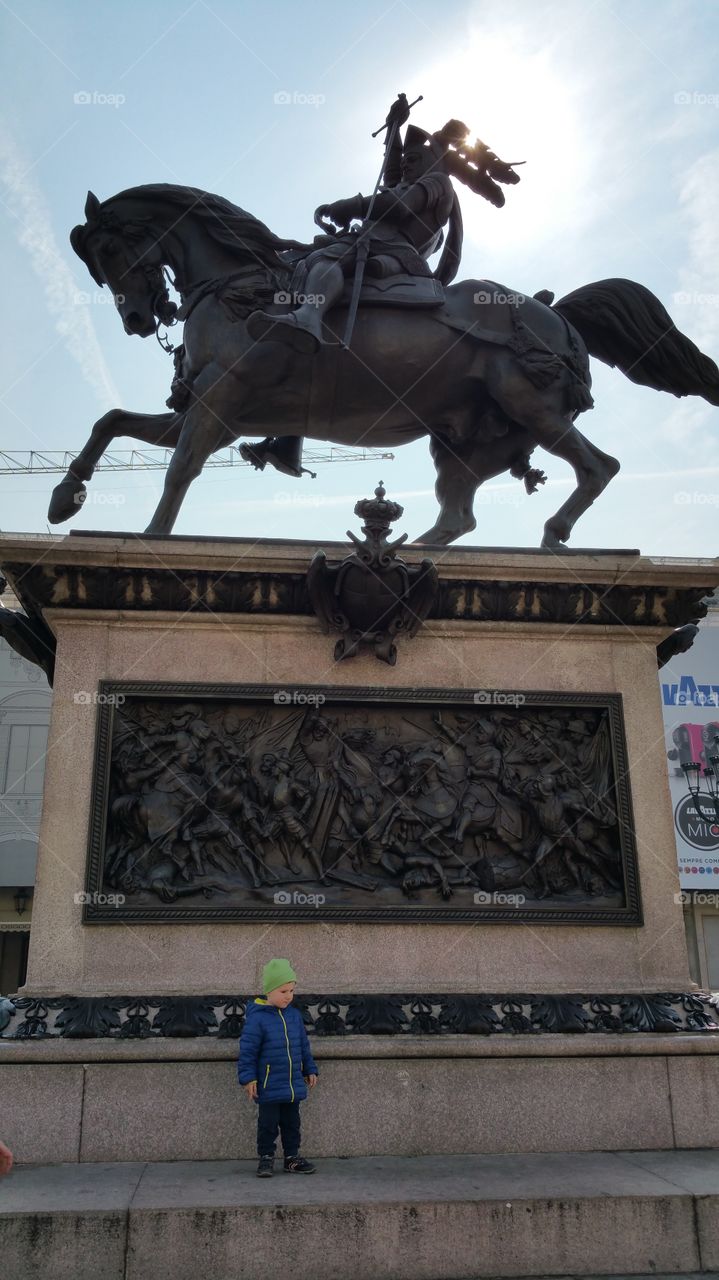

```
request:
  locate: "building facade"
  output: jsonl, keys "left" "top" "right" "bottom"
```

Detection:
{"left": 0, "top": 594, "right": 51, "bottom": 992}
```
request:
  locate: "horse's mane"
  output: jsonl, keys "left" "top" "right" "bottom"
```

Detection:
{"left": 72, "top": 183, "right": 312, "bottom": 280}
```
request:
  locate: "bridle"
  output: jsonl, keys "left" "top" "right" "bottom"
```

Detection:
{"left": 141, "top": 262, "right": 179, "bottom": 354}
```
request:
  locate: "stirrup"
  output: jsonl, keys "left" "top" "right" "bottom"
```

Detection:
{"left": 239, "top": 442, "right": 268, "bottom": 471}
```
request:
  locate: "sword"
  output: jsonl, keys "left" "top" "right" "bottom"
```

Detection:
{"left": 372, "top": 94, "right": 423, "bottom": 137}
{"left": 342, "top": 93, "right": 421, "bottom": 350}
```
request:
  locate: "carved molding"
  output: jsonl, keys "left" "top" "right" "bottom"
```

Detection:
{"left": 1, "top": 560, "right": 714, "bottom": 630}
{"left": 2, "top": 991, "right": 717, "bottom": 1039}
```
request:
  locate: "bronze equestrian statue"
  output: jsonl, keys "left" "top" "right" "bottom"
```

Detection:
{"left": 50, "top": 96, "right": 719, "bottom": 548}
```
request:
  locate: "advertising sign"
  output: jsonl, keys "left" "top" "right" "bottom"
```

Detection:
{"left": 660, "top": 599, "right": 719, "bottom": 890}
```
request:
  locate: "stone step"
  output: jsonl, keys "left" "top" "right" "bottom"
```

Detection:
{"left": 2, "top": 1149, "right": 718, "bottom": 1280}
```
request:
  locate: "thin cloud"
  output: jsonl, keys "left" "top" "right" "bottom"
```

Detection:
{"left": 677, "top": 148, "right": 719, "bottom": 347}
{"left": 0, "top": 125, "right": 120, "bottom": 408}
{"left": 660, "top": 148, "right": 719, "bottom": 446}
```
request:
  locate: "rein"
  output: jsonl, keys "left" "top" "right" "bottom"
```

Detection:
{"left": 155, "top": 320, "right": 176, "bottom": 355}
{"left": 150, "top": 266, "right": 179, "bottom": 355}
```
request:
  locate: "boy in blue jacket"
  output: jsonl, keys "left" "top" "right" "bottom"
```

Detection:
{"left": 238, "top": 957, "right": 319, "bottom": 1177}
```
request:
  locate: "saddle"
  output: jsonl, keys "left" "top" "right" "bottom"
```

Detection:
{"left": 340, "top": 273, "right": 445, "bottom": 310}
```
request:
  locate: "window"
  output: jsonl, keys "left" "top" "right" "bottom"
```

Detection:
{"left": 0, "top": 689, "right": 52, "bottom": 803}
{"left": 3, "top": 724, "right": 47, "bottom": 795}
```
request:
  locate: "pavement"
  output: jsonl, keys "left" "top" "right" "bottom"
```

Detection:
{"left": 3, "top": 1147, "right": 719, "bottom": 1210}
{"left": 2, "top": 1149, "right": 719, "bottom": 1279}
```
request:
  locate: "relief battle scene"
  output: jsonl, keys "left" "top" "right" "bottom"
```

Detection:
{"left": 85, "top": 685, "right": 641, "bottom": 923}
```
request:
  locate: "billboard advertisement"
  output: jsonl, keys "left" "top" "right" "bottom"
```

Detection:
{"left": 660, "top": 599, "right": 719, "bottom": 890}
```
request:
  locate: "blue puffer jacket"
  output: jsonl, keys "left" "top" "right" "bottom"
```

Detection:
{"left": 237, "top": 997, "right": 319, "bottom": 1104}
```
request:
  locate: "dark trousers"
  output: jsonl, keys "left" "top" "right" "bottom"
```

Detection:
{"left": 257, "top": 1100, "right": 301, "bottom": 1158}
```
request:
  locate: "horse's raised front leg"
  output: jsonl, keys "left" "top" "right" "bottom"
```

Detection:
{"left": 144, "top": 364, "right": 241, "bottom": 534}
{"left": 48, "top": 409, "right": 181, "bottom": 524}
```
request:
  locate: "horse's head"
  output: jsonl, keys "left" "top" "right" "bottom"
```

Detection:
{"left": 70, "top": 191, "right": 176, "bottom": 338}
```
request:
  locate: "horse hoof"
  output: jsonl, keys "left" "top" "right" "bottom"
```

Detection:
{"left": 48, "top": 477, "right": 86, "bottom": 524}
{"left": 541, "top": 523, "right": 570, "bottom": 550}
{"left": 414, "top": 527, "right": 455, "bottom": 546}
{"left": 415, "top": 516, "right": 476, "bottom": 546}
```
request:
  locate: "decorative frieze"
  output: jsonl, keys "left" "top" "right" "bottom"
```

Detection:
{"left": 2, "top": 558, "right": 714, "bottom": 630}
{"left": 3, "top": 991, "right": 717, "bottom": 1039}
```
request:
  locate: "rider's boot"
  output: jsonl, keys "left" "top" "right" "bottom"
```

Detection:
{"left": 247, "top": 306, "right": 324, "bottom": 354}
{"left": 239, "top": 436, "right": 315, "bottom": 479}
{"left": 247, "top": 259, "right": 344, "bottom": 354}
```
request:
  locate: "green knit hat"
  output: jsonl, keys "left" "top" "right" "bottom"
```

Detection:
{"left": 262, "top": 957, "right": 297, "bottom": 995}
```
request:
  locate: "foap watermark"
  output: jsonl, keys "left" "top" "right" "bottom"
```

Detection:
{"left": 674, "top": 491, "right": 719, "bottom": 507}
{"left": 476, "top": 487, "right": 524, "bottom": 508}
{"left": 273, "top": 889, "right": 326, "bottom": 907}
{"left": 474, "top": 289, "right": 526, "bottom": 305}
{"left": 674, "top": 90, "right": 719, "bottom": 107}
{"left": 661, "top": 673, "right": 719, "bottom": 707}
{"left": 73, "top": 89, "right": 125, "bottom": 108}
{"left": 74, "top": 690, "right": 126, "bottom": 707}
{"left": 473, "top": 690, "right": 526, "bottom": 706}
{"left": 274, "top": 491, "right": 323, "bottom": 508}
{"left": 675, "top": 891, "right": 719, "bottom": 907}
{"left": 273, "top": 690, "right": 326, "bottom": 706}
{"left": 473, "top": 890, "right": 526, "bottom": 906}
{"left": 673, "top": 290, "right": 719, "bottom": 307}
{"left": 273, "top": 290, "right": 325, "bottom": 307}
{"left": 273, "top": 90, "right": 325, "bottom": 108}
{"left": 73, "top": 489, "right": 125, "bottom": 507}
{"left": 74, "top": 290, "right": 125, "bottom": 306}
{"left": 74, "top": 890, "right": 125, "bottom": 907}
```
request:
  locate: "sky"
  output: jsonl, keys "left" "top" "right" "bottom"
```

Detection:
{"left": 0, "top": 0, "right": 718, "bottom": 553}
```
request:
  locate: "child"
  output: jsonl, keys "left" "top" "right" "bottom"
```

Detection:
{"left": 237, "top": 957, "right": 319, "bottom": 1176}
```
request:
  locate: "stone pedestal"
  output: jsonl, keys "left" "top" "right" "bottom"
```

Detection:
{"left": 1, "top": 531, "right": 718, "bottom": 1164}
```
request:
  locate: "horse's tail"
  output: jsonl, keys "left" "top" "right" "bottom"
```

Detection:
{"left": 553, "top": 277, "right": 719, "bottom": 406}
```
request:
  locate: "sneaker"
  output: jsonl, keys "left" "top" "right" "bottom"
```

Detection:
{"left": 283, "top": 1156, "right": 316, "bottom": 1174}
{"left": 256, "top": 1155, "right": 274, "bottom": 1177}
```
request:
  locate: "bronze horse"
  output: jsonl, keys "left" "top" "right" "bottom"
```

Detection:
{"left": 51, "top": 185, "right": 719, "bottom": 546}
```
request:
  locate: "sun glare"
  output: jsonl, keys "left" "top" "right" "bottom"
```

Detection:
{"left": 417, "top": 28, "right": 588, "bottom": 254}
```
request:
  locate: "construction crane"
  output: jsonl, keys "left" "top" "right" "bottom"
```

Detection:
{"left": 0, "top": 446, "right": 395, "bottom": 476}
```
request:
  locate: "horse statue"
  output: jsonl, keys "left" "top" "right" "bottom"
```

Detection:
{"left": 50, "top": 178, "right": 719, "bottom": 547}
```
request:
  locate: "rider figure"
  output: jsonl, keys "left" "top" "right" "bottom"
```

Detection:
{"left": 241, "top": 120, "right": 463, "bottom": 479}
{"left": 241, "top": 112, "right": 518, "bottom": 479}
{"left": 247, "top": 123, "right": 454, "bottom": 355}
